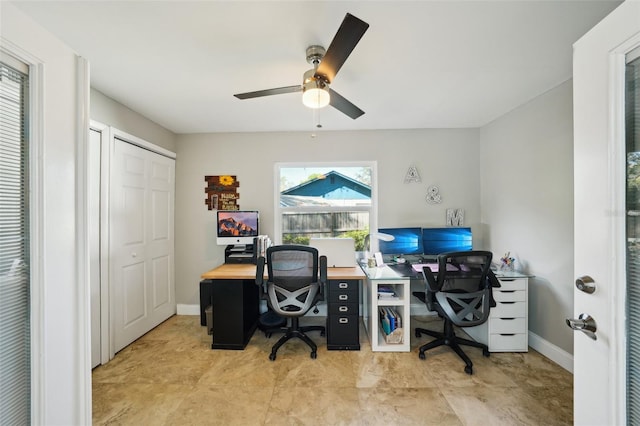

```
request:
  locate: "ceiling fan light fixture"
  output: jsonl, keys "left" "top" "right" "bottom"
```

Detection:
{"left": 302, "top": 80, "right": 330, "bottom": 109}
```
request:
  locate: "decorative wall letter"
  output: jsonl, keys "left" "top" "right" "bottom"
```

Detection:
{"left": 446, "top": 208, "right": 464, "bottom": 226}
{"left": 205, "top": 175, "right": 240, "bottom": 210}
{"left": 404, "top": 165, "right": 421, "bottom": 183}
{"left": 425, "top": 185, "right": 442, "bottom": 204}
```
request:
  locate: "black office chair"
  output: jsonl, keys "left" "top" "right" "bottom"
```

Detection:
{"left": 256, "top": 245, "right": 326, "bottom": 360}
{"left": 414, "top": 250, "right": 499, "bottom": 374}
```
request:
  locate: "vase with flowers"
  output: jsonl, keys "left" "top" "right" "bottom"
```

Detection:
{"left": 500, "top": 252, "right": 515, "bottom": 272}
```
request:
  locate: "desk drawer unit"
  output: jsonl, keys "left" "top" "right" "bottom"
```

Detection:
{"left": 465, "top": 277, "right": 529, "bottom": 352}
{"left": 326, "top": 279, "right": 360, "bottom": 350}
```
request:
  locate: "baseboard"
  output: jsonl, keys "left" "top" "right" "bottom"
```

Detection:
{"left": 410, "top": 303, "right": 434, "bottom": 316}
{"left": 528, "top": 330, "right": 574, "bottom": 373}
{"left": 176, "top": 304, "right": 200, "bottom": 315}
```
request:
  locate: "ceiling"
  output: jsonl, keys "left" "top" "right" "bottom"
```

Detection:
{"left": 10, "top": 0, "right": 620, "bottom": 134}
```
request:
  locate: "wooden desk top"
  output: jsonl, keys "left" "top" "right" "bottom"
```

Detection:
{"left": 201, "top": 263, "right": 366, "bottom": 280}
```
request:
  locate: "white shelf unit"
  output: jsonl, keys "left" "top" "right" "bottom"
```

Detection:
{"left": 465, "top": 275, "right": 529, "bottom": 352}
{"left": 361, "top": 266, "right": 411, "bottom": 352}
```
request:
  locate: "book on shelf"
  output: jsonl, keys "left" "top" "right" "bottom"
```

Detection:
{"left": 387, "top": 307, "right": 396, "bottom": 330}
{"left": 378, "top": 307, "right": 404, "bottom": 344}
{"left": 377, "top": 285, "right": 397, "bottom": 299}
{"left": 379, "top": 307, "right": 402, "bottom": 334}
{"left": 379, "top": 307, "right": 391, "bottom": 335}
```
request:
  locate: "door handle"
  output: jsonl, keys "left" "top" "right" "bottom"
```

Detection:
{"left": 565, "top": 313, "right": 597, "bottom": 340}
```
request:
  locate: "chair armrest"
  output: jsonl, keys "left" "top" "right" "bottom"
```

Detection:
{"left": 487, "top": 270, "right": 500, "bottom": 307}
{"left": 318, "top": 255, "right": 327, "bottom": 299}
{"left": 488, "top": 270, "right": 501, "bottom": 288}
{"left": 421, "top": 266, "right": 439, "bottom": 292}
{"left": 256, "top": 256, "right": 266, "bottom": 295}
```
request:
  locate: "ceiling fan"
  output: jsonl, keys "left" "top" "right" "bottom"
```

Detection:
{"left": 233, "top": 13, "right": 369, "bottom": 120}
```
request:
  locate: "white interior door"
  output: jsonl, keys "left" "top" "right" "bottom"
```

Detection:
{"left": 111, "top": 134, "right": 175, "bottom": 352}
{"left": 573, "top": 2, "right": 640, "bottom": 424}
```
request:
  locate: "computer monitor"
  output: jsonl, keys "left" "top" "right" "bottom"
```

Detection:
{"left": 377, "top": 227, "right": 424, "bottom": 255}
{"left": 422, "top": 227, "right": 472, "bottom": 255}
{"left": 216, "top": 210, "right": 259, "bottom": 246}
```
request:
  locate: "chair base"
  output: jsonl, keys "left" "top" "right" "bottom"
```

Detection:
{"left": 267, "top": 317, "right": 325, "bottom": 361}
{"left": 415, "top": 320, "right": 489, "bottom": 375}
{"left": 258, "top": 310, "right": 287, "bottom": 337}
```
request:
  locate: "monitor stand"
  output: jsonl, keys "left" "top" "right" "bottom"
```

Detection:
{"left": 225, "top": 244, "right": 255, "bottom": 264}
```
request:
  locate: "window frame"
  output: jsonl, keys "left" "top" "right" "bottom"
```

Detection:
{"left": 273, "top": 161, "right": 378, "bottom": 247}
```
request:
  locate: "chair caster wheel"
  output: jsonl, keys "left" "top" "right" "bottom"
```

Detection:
{"left": 419, "top": 352, "right": 426, "bottom": 360}
{"left": 483, "top": 348, "right": 490, "bottom": 357}
{"left": 415, "top": 330, "right": 421, "bottom": 338}
{"left": 320, "top": 330, "right": 325, "bottom": 337}
{"left": 265, "top": 332, "right": 272, "bottom": 338}
{"left": 269, "top": 353, "right": 276, "bottom": 361}
{"left": 464, "top": 365, "right": 473, "bottom": 375}
{"left": 310, "top": 351, "right": 317, "bottom": 359}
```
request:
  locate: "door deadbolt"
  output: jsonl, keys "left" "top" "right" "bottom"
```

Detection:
{"left": 575, "top": 275, "right": 596, "bottom": 294}
{"left": 566, "top": 313, "right": 597, "bottom": 340}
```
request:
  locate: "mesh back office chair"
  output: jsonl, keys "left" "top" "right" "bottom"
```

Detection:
{"left": 256, "top": 245, "right": 326, "bottom": 360}
{"left": 414, "top": 250, "right": 499, "bottom": 374}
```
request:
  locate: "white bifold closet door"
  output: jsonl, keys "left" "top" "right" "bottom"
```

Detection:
{"left": 111, "top": 136, "right": 175, "bottom": 352}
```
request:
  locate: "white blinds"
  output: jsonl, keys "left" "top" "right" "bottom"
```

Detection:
{"left": 627, "top": 55, "right": 640, "bottom": 426}
{"left": 0, "top": 61, "right": 30, "bottom": 424}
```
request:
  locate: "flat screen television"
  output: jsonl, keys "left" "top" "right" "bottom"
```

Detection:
{"left": 216, "top": 210, "right": 259, "bottom": 246}
{"left": 377, "top": 227, "right": 424, "bottom": 255}
{"left": 422, "top": 227, "right": 472, "bottom": 255}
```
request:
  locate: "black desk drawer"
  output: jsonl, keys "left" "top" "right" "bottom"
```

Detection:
{"left": 328, "top": 279, "right": 359, "bottom": 293}
{"left": 327, "top": 315, "right": 360, "bottom": 350}
{"left": 328, "top": 291, "right": 357, "bottom": 304}
{"left": 328, "top": 303, "right": 358, "bottom": 316}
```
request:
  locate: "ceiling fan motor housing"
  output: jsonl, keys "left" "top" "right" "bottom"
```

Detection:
{"left": 306, "top": 45, "right": 326, "bottom": 66}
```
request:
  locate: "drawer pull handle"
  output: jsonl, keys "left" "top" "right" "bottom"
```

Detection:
{"left": 339, "top": 306, "right": 348, "bottom": 312}
{"left": 339, "top": 318, "right": 349, "bottom": 324}
{"left": 500, "top": 318, "right": 516, "bottom": 321}
{"left": 500, "top": 278, "right": 516, "bottom": 282}
{"left": 339, "top": 295, "right": 348, "bottom": 301}
{"left": 501, "top": 290, "right": 516, "bottom": 293}
{"left": 339, "top": 282, "right": 348, "bottom": 289}
{"left": 500, "top": 333, "right": 516, "bottom": 336}
{"left": 500, "top": 301, "right": 516, "bottom": 305}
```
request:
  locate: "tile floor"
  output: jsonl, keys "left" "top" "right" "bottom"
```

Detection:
{"left": 92, "top": 315, "right": 573, "bottom": 425}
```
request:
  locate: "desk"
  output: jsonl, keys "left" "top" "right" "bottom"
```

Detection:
{"left": 200, "top": 264, "right": 365, "bottom": 350}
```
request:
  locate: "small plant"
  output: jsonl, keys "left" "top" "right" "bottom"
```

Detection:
{"left": 282, "top": 234, "right": 310, "bottom": 245}
{"left": 339, "top": 228, "right": 369, "bottom": 251}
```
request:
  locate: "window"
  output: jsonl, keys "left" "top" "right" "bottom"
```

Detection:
{"left": 0, "top": 59, "right": 30, "bottom": 424}
{"left": 626, "top": 50, "right": 640, "bottom": 426}
{"left": 275, "top": 163, "right": 377, "bottom": 251}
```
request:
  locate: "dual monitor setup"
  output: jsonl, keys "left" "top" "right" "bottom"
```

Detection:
{"left": 377, "top": 226, "right": 472, "bottom": 258}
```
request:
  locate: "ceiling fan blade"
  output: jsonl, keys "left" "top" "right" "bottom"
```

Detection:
{"left": 234, "top": 85, "right": 301, "bottom": 99}
{"left": 329, "top": 89, "right": 364, "bottom": 119}
{"left": 315, "top": 13, "right": 369, "bottom": 84}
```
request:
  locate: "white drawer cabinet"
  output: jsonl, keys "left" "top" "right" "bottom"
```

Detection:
{"left": 465, "top": 275, "right": 529, "bottom": 352}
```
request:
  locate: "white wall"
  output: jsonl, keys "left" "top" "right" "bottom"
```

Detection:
{"left": 174, "top": 129, "right": 480, "bottom": 305}
{"left": 1, "top": 2, "right": 88, "bottom": 424}
{"left": 480, "top": 80, "right": 575, "bottom": 354}
{"left": 90, "top": 88, "right": 177, "bottom": 152}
